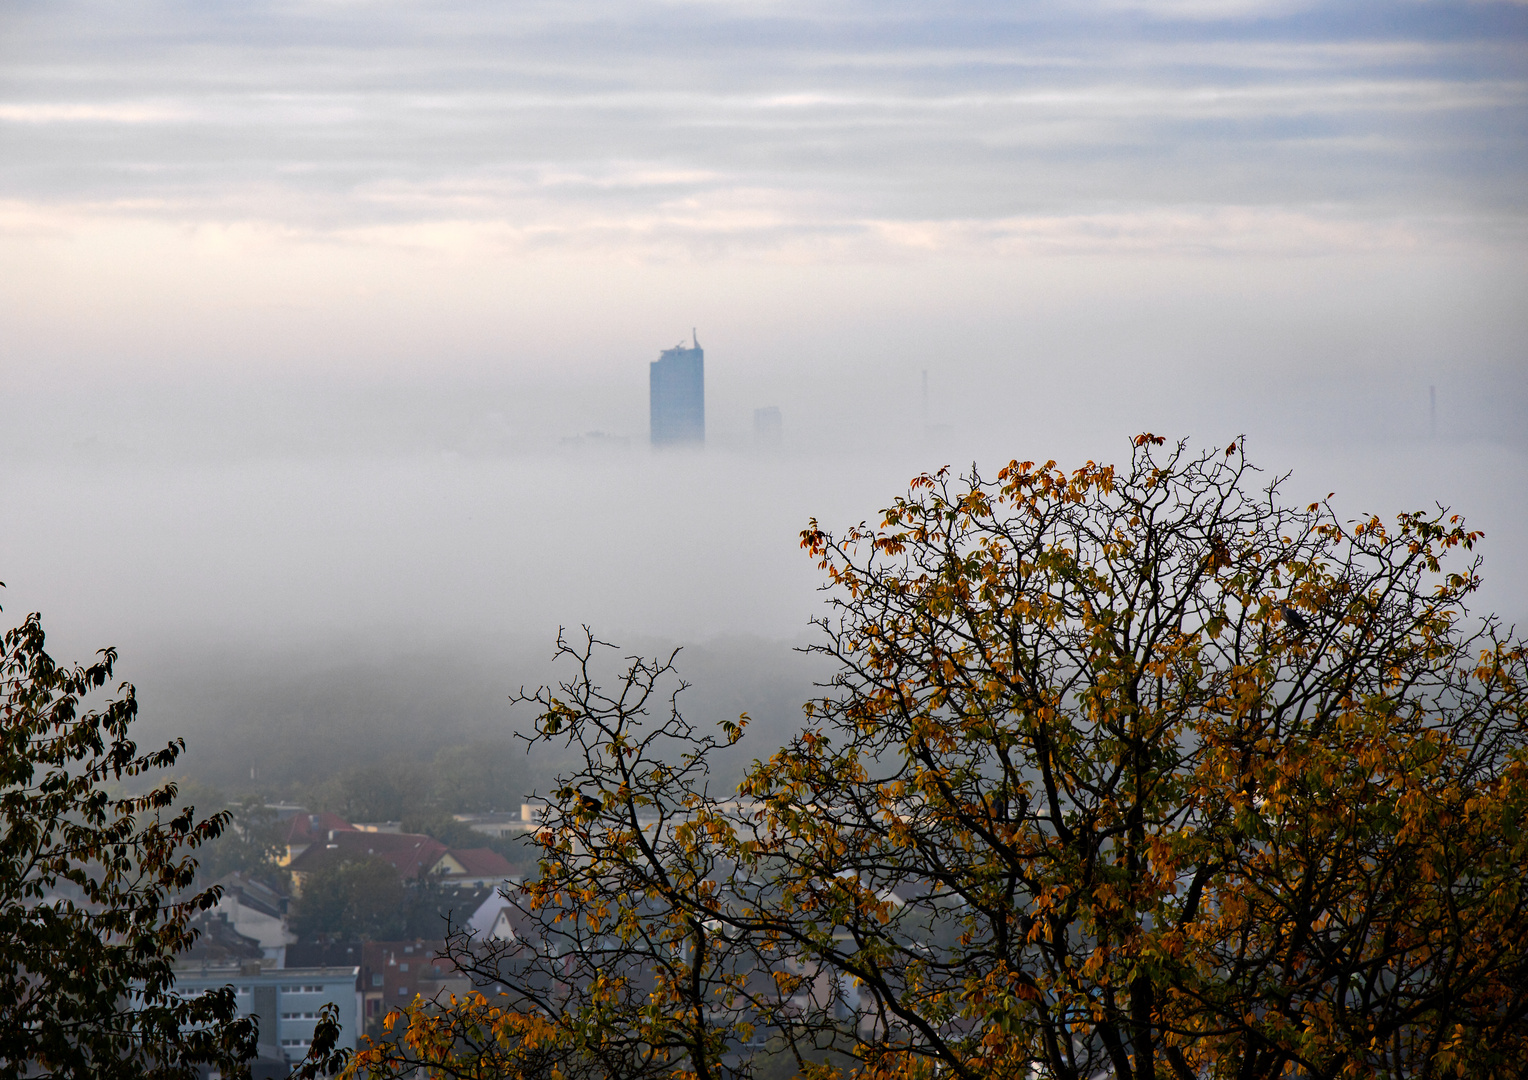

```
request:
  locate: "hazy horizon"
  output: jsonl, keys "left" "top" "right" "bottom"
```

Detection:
{"left": 3, "top": 0, "right": 1525, "bottom": 761}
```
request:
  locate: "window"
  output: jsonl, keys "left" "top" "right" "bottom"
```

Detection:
{"left": 398, "top": 986, "right": 409, "bottom": 996}
{"left": 398, "top": 963, "right": 408, "bottom": 972}
{"left": 371, "top": 974, "right": 383, "bottom": 987}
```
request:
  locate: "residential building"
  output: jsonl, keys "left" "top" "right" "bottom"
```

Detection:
{"left": 286, "top": 830, "right": 447, "bottom": 895}
{"left": 208, "top": 872, "right": 295, "bottom": 966}
{"left": 182, "top": 912, "right": 266, "bottom": 964}
{"left": 285, "top": 825, "right": 514, "bottom": 893}
{"left": 172, "top": 960, "right": 361, "bottom": 1063}
{"left": 278, "top": 811, "right": 357, "bottom": 867}
{"left": 360, "top": 940, "right": 473, "bottom": 1026}
{"left": 455, "top": 804, "right": 544, "bottom": 839}
{"left": 433, "top": 847, "right": 516, "bottom": 887}
{"left": 466, "top": 887, "right": 529, "bottom": 942}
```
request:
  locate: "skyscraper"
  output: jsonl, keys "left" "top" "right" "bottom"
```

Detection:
{"left": 650, "top": 331, "right": 704, "bottom": 447}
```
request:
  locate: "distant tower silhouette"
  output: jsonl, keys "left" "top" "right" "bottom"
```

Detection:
{"left": 651, "top": 330, "right": 704, "bottom": 447}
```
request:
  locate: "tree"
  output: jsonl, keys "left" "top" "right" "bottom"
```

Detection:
{"left": 190, "top": 790, "right": 287, "bottom": 886}
{"left": 307, "top": 759, "right": 421, "bottom": 825}
{"left": 428, "top": 741, "right": 533, "bottom": 815}
{"left": 289, "top": 856, "right": 408, "bottom": 942}
{"left": 760, "top": 436, "right": 1528, "bottom": 1079}
{"left": 0, "top": 609, "right": 256, "bottom": 1079}
{"left": 345, "top": 437, "right": 1528, "bottom": 1080}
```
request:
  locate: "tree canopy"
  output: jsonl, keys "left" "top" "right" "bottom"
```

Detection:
{"left": 289, "top": 855, "right": 410, "bottom": 943}
{"left": 344, "top": 437, "right": 1528, "bottom": 1080}
{"left": 0, "top": 608, "right": 255, "bottom": 1079}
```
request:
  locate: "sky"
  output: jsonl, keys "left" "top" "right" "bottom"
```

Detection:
{"left": 1, "top": 0, "right": 1525, "bottom": 682}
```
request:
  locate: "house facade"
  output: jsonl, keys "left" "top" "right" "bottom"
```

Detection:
{"left": 172, "top": 960, "right": 362, "bottom": 1063}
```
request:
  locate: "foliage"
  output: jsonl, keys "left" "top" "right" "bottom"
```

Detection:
{"left": 306, "top": 741, "right": 533, "bottom": 824}
{"left": 190, "top": 789, "right": 287, "bottom": 886}
{"left": 759, "top": 436, "right": 1528, "bottom": 1079}
{"left": 292, "top": 1002, "right": 355, "bottom": 1080}
{"left": 0, "top": 608, "right": 256, "bottom": 1079}
{"left": 289, "top": 855, "right": 408, "bottom": 942}
{"left": 348, "top": 992, "right": 568, "bottom": 1080}
{"left": 337, "top": 437, "right": 1528, "bottom": 1080}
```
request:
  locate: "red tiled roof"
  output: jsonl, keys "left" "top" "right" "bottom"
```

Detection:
{"left": 442, "top": 847, "right": 515, "bottom": 878}
{"left": 288, "top": 830, "right": 448, "bottom": 881}
{"left": 283, "top": 811, "right": 358, "bottom": 846}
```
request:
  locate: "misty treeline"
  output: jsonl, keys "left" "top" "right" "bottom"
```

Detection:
{"left": 162, "top": 639, "right": 826, "bottom": 890}
{"left": 153, "top": 635, "right": 822, "bottom": 795}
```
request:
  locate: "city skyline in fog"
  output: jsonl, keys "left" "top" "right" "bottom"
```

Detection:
{"left": 2, "top": 0, "right": 1525, "bottom": 672}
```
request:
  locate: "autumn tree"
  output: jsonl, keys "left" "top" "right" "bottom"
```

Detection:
{"left": 0, "top": 608, "right": 256, "bottom": 1079}
{"left": 346, "top": 437, "right": 1528, "bottom": 1080}
{"left": 751, "top": 435, "right": 1528, "bottom": 1080}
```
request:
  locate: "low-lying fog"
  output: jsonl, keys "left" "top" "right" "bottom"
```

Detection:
{"left": 3, "top": 345, "right": 1523, "bottom": 794}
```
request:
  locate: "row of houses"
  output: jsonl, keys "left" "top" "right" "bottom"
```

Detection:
{"left": 176, "top": 807, "right": 524, "bottom": 1073}
{"left": 281, "top": 810, "right": 515, "bottom": 894}
{"left": 177, "top": 800, "right": 890, "bottom": 1074}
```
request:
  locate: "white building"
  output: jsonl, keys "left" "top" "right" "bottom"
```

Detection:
{"left": 209, "top": 873, "right": 296, "bottom": 967}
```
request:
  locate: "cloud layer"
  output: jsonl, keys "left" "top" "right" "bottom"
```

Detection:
{"left": 3, "top": 0, "right": 1525, "bottom": 257}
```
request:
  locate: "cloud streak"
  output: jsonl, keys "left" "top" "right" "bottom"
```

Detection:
{"left": 2, "top": 0, "right": 1524, "bottom": 257}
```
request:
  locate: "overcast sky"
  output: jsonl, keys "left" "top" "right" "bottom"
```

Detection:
{"left": 1, "top": 0, "right": 1525, "bottom": 668}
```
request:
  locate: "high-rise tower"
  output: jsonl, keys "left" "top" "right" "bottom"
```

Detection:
{"left": 650, "top": 330, "right": 704, "bottom": 447}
